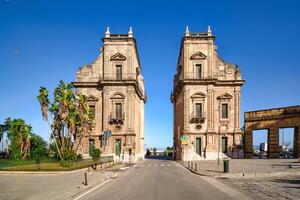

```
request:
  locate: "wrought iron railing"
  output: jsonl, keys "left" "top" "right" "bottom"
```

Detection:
{"left": 189, "top": 112, "right": 207, "bottom": 124}
{"left": 108, "top": 112, "right": 125, "bottom": 125}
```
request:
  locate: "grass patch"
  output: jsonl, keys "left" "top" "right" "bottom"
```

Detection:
{"left": 0, "top": 157, "right": 113, "bottom": 171}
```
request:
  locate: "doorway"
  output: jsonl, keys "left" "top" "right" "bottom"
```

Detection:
{"left": 195, "top": 138, "right": 201, "bottom": 156}
{"left": 115, "top": 139, "right": 121, "bottom": 156}
{"left": 89, "top": 139, "right": 95, "bottom": 156}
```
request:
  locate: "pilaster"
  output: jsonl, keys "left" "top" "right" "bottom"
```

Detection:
{"left": 207, "top": 85, "right": 214, "bottom": 132}
{"left": 268, "top": 127, "right": 280, "bottom": 158}
{"left": 294, "top": 126, "right": 300, "bottom": 158}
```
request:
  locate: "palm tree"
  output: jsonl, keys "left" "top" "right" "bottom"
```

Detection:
{"left": 75, "top": 95, "right": 94, "bottom": 152}
{"left": 38, "top": 81, "right": 94, "bottom": 161}
{"left": 53, "top": 81, "right": 75, "bottom": 151}
{"left": 37, "top": 87, "right": 62, "bottom": 160}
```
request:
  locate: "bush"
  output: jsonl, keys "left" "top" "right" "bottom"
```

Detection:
{"left": 60, "top": 159, "right": 73, "bottom": 167}
{"left": 92, "top": 149, "right": 101, "bottom": 162}
{"left": 62, "top": 149, "right": 77, "bottom": 162}
{"left": 59, "top": 149, "right": 77, "bottom": 167}
{"left": 31, "top": 133, "right": 48, "bottom": 159}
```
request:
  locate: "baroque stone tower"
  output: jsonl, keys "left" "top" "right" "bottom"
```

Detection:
{"left": 73, "top": 27, "right": 146, "bottom": 162}
{"left": 171, "top": 26, "right": 245, "bottom": 160}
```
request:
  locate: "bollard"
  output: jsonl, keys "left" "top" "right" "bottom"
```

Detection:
{"left": 223, "top": 159, "right": 229, "bottom": 173}
{"left": 188, "top": 161, "right": 190, "bottom": 168}
{"left": 195, "top": 163, "right": 197, "bottom": 172}
{"left": 84, "top": 172, "right": 88, "bottom": 185}
{"left": 191, "top": 162, "right": 193, "bottom": 170}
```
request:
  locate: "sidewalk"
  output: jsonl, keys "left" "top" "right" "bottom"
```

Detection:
{"left": 0, "top": 164, "right": 124, "bottom": 200}
{"left": 182, "top": 159, "right": 300, "bottom": 178}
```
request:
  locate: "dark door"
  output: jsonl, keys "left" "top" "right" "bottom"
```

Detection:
{"left": 222, "top": 137, "right": 228, "bottom": 153}
{"left": 89, "top": 139, "right": 95, "bottom": 156}
{"left": 196, "top": 138, "right": 201, "bottom": 155}
{"left": 115, "top": 139, "right": 121, "bottom": 156}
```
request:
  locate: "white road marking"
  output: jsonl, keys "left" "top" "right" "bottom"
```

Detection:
{"left": 160, "top": 164, "right": 164, "bottom": 166}
{"left": 73, "top": 178, "right": 112, "bottom": 200}
{"left": 119, "top": 167, "right": 129, "bottom": 170}
{"left": 167, "top": 164, "right": 171, "bottom": 166}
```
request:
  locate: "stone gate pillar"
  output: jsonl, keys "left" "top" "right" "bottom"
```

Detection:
{"left": 268, "top": 127, "right": 280, "bottom": 158}
{"left": 244, "top": 128, "right": 253, "bottom": 158}
{"left": 294, "top": 126, "right": 300, "bottom": 158}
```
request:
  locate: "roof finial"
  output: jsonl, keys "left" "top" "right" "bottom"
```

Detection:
{"left": 128, "top": 26, "right": 133, "bottom": 37}
{"left": 185, "top": 26, "right": 190, "bottom": 36}
{"left": 207, "top": 25, "right": 212, "bottom": 36}
{"left": 105, "top": 27, "right": 110, "bottom": 38}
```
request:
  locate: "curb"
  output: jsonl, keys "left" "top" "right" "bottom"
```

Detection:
{"left": 0, "top": 162, "right": 123, "bottom": 175}
{"left": 176, "top": 161, "right": 211, "bottom": 177}
{"left": 177, "top": 161, "right": 300, "bottom": 178}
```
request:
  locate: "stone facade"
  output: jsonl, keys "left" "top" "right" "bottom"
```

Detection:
{"left": 244, "top": 105, "right": 300, "bottom": 158}
{"left": 171, "top": 27, "right": 245, "bottom": 161}
{"left": 73, "top": 27, "right": 146, "bottom": 162}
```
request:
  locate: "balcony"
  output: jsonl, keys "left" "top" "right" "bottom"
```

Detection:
{"left": 101, "top": 73, "right": 137, "bottom": 81}
{"left": 108, "top": 112, "right": 125, "bottom": 125}
{"left": 189, "top": 112, "right": 206, "bottom": 124}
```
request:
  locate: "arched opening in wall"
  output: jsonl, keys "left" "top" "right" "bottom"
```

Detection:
{"left": 252, "top": 129, "right": 268, "bottom": 159}
{"left": 279, "top": 128, "right": 295, "bottom": 159}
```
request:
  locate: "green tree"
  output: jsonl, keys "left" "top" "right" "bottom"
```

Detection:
{"left": 7, "top": 119, "right": 31, "bottom": 159}
{"left": 37, "top": 81, "right": 94, "bottom": 163}
{"left": 153, "top": 148, "right": 157, "bottom": 156}
{"left": 30, "top": 133, "right": 48, "bottom": 159}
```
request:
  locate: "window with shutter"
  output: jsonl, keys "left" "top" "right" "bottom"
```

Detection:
{"left": 116, "top": 65, "right": 122, "bottom": 80}
{"left": 222, "top": 103, "right": 228, "bottom": 119}
{"left": 195, "top": 64, "right": 202, "bottom": 79}
{"left": 195, "top": 103, "right": 202, "bottom": 118}
{"left": 115, "top": 103, "right": 122, "bottom": 119}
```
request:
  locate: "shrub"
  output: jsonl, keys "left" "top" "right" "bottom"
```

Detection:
{"left": 60, "top": 159, "right": 73, "bottom": 167}
{"left": 31, "top": 133, "right": 48, "bottom": 159}
{"left": 92, "top": 149, "right": 101, "bottom": 162}
{"left": 62, "top": 149, "right": 77, "bottom": 161}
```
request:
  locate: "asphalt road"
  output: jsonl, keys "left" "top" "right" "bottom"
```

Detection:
{"left": 80, "top": 158, "right": 236, "bottom": 200}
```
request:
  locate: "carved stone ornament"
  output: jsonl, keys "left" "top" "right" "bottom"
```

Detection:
{"left": 81, "top": 64, "right": 93, "bottom": 76}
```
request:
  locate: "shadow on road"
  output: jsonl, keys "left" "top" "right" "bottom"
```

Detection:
{"left": 145, "top": 156, "right": 174, "bottom": 160}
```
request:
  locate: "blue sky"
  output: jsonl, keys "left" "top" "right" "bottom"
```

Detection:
{"left": 0, "top": 0, "right": 299, "bottom": 148}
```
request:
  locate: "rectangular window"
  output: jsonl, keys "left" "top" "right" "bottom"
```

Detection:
{"left": 89, "top": 105, "right": 95, "bottom": 120}
{"left": 221, "top": 103, "right": 228, "bottom": 119}
{"left": 195, "top": 103, "right": 202, "bottom": 118}
{"left": 195, "top": 64, "right": 202, "bottom": 79}
{"left": 115, "top": 103, "right": 122, "bottom": 119}
{"left": 116, "top": 65, "right": 122, "bottom": 80}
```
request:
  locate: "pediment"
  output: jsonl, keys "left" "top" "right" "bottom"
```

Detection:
{"left": 111, "top": 92, "right": 125, "bottom": 99}
{"left": 217, "top": 93, "right": 233, "bottom": 100}
{"left": 191, "top": 92, "right": 206, "bottom": 98}
{"left": 110, "top": 53, "right": 126, "bottom": 61}
{"left": 87, "top": 95, "right": 99, "bottom": 102}
{"left": 190, "top": 52, "right": 207, "bottom": 60}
